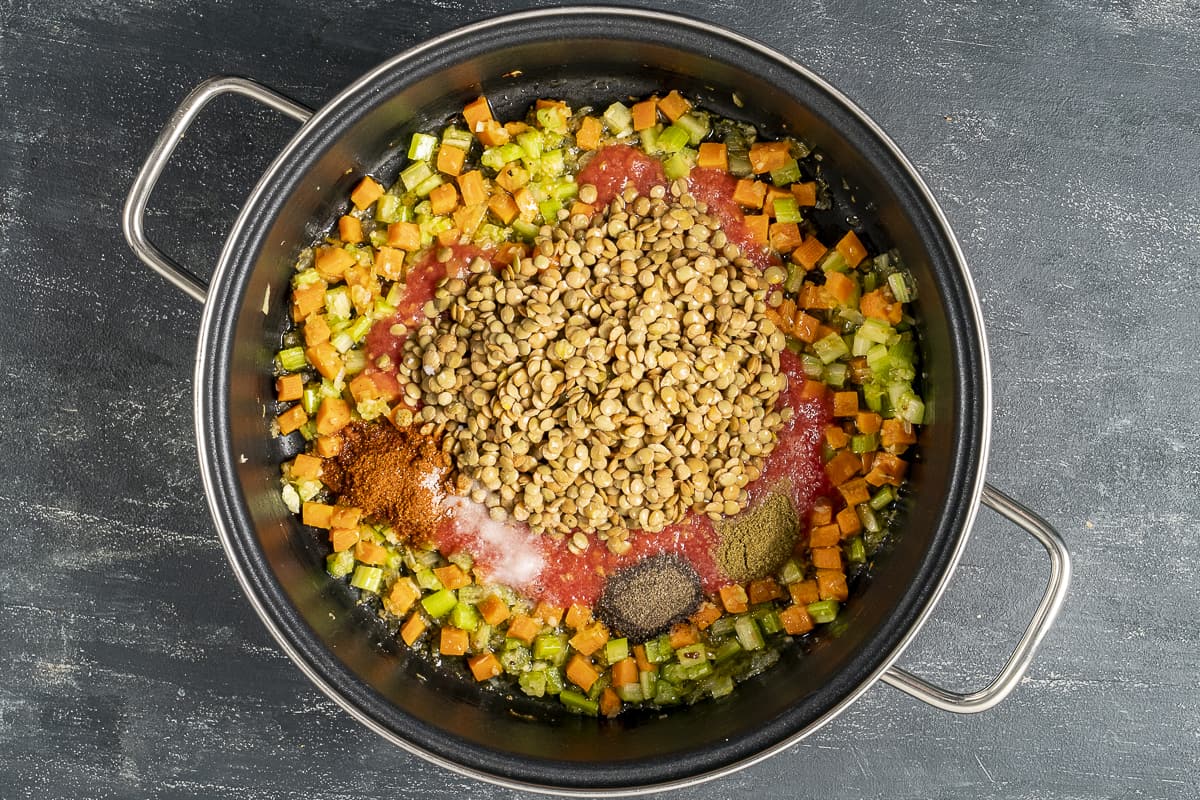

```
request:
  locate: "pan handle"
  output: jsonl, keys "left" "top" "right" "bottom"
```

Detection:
{"left": 122, "top": 76, "right": 313, "bottom": 304}
{"left": 880, "top": 483, "right": 1071, "bottom": 713}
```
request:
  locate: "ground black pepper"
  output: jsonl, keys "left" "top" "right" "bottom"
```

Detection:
{"left": 595, "top": 554, "right": 703, "bottom": 641}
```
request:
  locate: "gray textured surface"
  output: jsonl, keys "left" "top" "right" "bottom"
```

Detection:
{"left": 2, "top": 1, "right": 1197, "bottom": 798}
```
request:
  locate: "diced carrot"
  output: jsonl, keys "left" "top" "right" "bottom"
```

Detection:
{"left": 506, "top": 614, "right": 540, "bottom": 644}
{"left": 779, "top": 604, "right": 815, "bottom": 635}
{"left": 765, "top": 186, "right": 792, "bottom": 214}
{"left": 658, "top": 89, "right": 692, "bottom": 121}
{"left": 327, "top": 526, "right": 357, "bottom": 554}
{"left": 533, "top": 602, "right": 564, "bottom": 627}
{"left": 290, "top": 453, "right": 322, "bottom": 481}
{"left": 689, "top": 601, "right": 723, "bottom": 630}
{"left": 631, "top": 98, "right": 658, "bottom": 131}
{"left": 338, "top": 215, "right": 363, "bottom": 244}
{"left": 777, "top": 297, "right": 798, "bottom": 323}
{"left": 433, "top": 563, "right": 471, "bottom": 590}
{"left": 462, "top": 95, "right": 494, "bottom": 132}
{"left": 856, "top": 412, "right": 882, "bottom": 435}
{"left": 301, "top": 501, "right": 333, "bottom": 529}
{"left": 719, "top": 584, "right": 749, "bottom": 614}
{"left": 599, "top": 687, "right": 621, "bottom": 718}
{"left": 732, "top": 178, "right": 767, "bottom": 209}
{"left": 825, "top": 450, "right": 862, "bottom": 486}
{"left": 383, "top": 221, "right": 419, "bottom": 252}
{"left": 566, "top": 655, "right": 600, "bottom": 692}
{"left": 811, "top": 546, "right": 842, "bottom": 571}
{"left": 565, "top": 604, "right": 593, "bottom": 630}
{"left": 275, "top": 373, "right": 304, "bottom": 402}
{"left": 832, "top": 391, "right": 859, "bottom": 418}
{"left": 384, "top": 578, "right": 420, "bottom": 617}
{"left": 696, "top": 142, "right": 728, "bottom": 171}
{"left": 668, "top": 622, "right": 699, "bottom": 649}
{"left": 836, "top": 230, "right": 869, "bottom": 268}
{"left": 866, "top": 452, "right": 908, "bottom": 486}
{"left": 810, "top": 497, "right": 833, "bottom": 526}
{"left": 575, "top": 116, "right": 603, "bottom": 151}
{"left": 569, "top": 200, "right": 594, "bottom": 218}
{"left": 477, "top": 119, "right": 510, "bottom": 146}
{"left": 487, "top": 191, "right": 519, "bottom": 224}
{"left": 504, "top": 120, "right": 529, "bottom": 136}
{"left": 860, "top": 288, "right": 903, "bottom": 324}
{"left": 809, "top": 523, "right": 841, "bottom": 548}
{"left": 400, "top": 612, "right": 427, "bottom": 646}
{"left": 457, "top": 170, "right": 487, "bottom": 207}
{"left": 495, "top": 162, "right": 529, "bottom": 193}
{"left": 791, "top": 311, "right": 820, "bottom": 344}
{"left": 568, "top": 622, "right": 609, "bottom": 657}
{"left": 452, "top": 203, "right": 487, "bottom": 237}
{"left": 440, "top": 626, "right": 469, "bottom": 656}
{"left": 749, "top": 141, "right": 790, "bottom": 173}
{"left": 493, "top": 242, "right": 528, "bottom": 267}
{"left": 436, "top": 228, "right": 461, "bottom": 249}
{"left": 436, "top": 143, "right": 467, "bottom": 176}
{"left": 477, "top": 594, "right": 510, "bottom": 626}
{"left": 816, "top": 569, "right": 849, "bottom": 601}
{"left": 349, "top": 176, "right": 384, "bottom": 210}
{"left": 514, "top": 187, "right": 539, "bottom": 220}
{"left": 612, "top": 657, "right": 638, "bottom": 687}
{"left": 880, "top": 418, "right": 917, "bottom": 450}
{"left": 798, "top": 282, "right": 837, "bottom": 310}
{"left": 800, "top": 378, "right": 828, "bottom": 401}
{"left": 791, "top": 236, "right": 828, "bottom": 271}
{"left": 836, "top": 505, "right": 863, "bottom": 537}
{"left": 747, "top": 576, "right": 784, "bottom": 604}
{"left": 330, "top": 506, "right": 361, "bottom": 529}
{"left": 354, "top": 539, "right": 388, "bottom": 565}
{"left": 824, "top": 271, "right": 856, "bottom": 305}
{"left": 348, "top": 373, "right": 379, "bottom": 404}
{"left": 428, "top": 182, "right": 459, "bottom": 216}
{"left": 374, "top": 247, "right": 406, "bottom": 282}
{"left": 744, "top": 214, "right": 769, "bottom": 246}
{"left": 276, "top": 404, "right": 308, "bottom": 436}
{"left": 316, "top": 396, "right": 350, "bottom": 435}
{"left": 314, "top": 246, "right": 356, "bottom": 281}
{"left": 791, "top": 181, "right": 817, "bottom": 207}
{"left": 789, "top": 579, "right": 820, "bottom": 606}
{"left": 291, "top": 280, "right": 326, "bottom": 321}
{"left": 633, "top": 644, "right": 657, "bottom": 673}
{"left": 861, "top": 451, "right": 875, "bottom": 475}
{"left": 769, "top": 221, "right": 802, "bottom": 252}
{"left": 838, "top": 477, "right": 871, "bottom": 506}
{"left": 467, "top": 652, "right": 502, "bottom": 682}
{"left": 303, "top": 315, "right": 330, "bottom": 347}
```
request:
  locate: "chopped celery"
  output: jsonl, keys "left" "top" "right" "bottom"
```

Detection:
{"left": 536, "top": 107, "right": 566, "bottom": 133}
{"left": 511, "top": 219, "right": 539, "bottom": 241}
{"left": 807, "top": 599, "right": 839, "bottom": 624}
{"left": 734, "top": 616, "right": 764, "bottom": 651}
{"left": 784, "top": 335, "right": 804, "bottom": 355}
{"left": 602, "top": 102, "right": 633, "bottom": 134}
{"left": 824, "top": 362, "right": 849, "bottom": 388}
{"left": 414, "top": 567, "right": 442, "bottom": 591}
{"left": 375, "top": 194, "right": 404, "bottom": 223}
{"left": 551, "top": 179, "right": 579, "bottom": 201}
{"left": 533, "top": 633, "right": 566, "bottom": 663}
{"left": 675, "top": 642, "right": 708, "bottom": 665}
{"left": 869, "top": 487, "right": 896, "bottom": 510}
{"left": 449, "top": 602, "right": 480, "bottom": 632}
{"left": 615, "top": 683, "right": 644, "bottom": 703}
{"left": 784, "top": 260, "right": 805, "bottom": 293}
{"left": 851, "top": 432, "right": 879, "bottom": 453}
{"left": 773, "top": 196, "right": 802, "bottom": 223}
{"left": 442, "top": 126, "right": 473, "bottom": 151}
{"left": 754, "top": 608, "right": 783, "bottom": 635}
{"left": 301, "top": 386, "right": 320, "bottom": 416}
{"left": 325, "top": 550, "right": 355, "bottom": 578}
{"left": 895, "top": 390, "right": 925, "bottom": 425}
{"left": 604, "top": 638, "right": 630, "bottom": 665}
{"left": 813, "top": 331, "right": 850, "bottom": 364}
{"left": 675, "top": 111, "right": 710, "bottom": 145}
{"left": 544, "top": 665, "right": 566, "bottom": 695}
{"left": 277, "top": 347, "right": 307, "bottom": 373}
{"left": 801, "top": 353, "right": 825, "bottom": 378}
{"left": 657, "top": 124, "right": 690, "bottom": 153}
{"left": 846, "top": 536, "right": 867, "bottom": 564}
{"left": 350, "top": 565, "right": 383, "bottom": 593}
{"left": 408, "top": 132, "right": 438, "bottom": 161}
{"left": 713, "top": 638, "right": 743, "bottom": 663}
{"left": 859, "top": 317, "right": 895, "bottom": 344}
{"left": 400, "top": 161, "right": 433, "bottom": 191}
{"left": 818, "top": 249, "right": 849, "bottom": 273}
{"left": 662, "top": 149, "right": 695, "bottom": 179}
{"left": 770, "top": 158, "right": 802, "bottom": 186}
{"left": 704, "top": 674, "right": 735, "bottom": 698}
{"left": 541, "top": 149, "right": 566, "bottom": 177}
{"left": 639, "top": 123, "right": 663, "bottom": 154}
{"left": 456, "top": 584, "right": 486, "bottom": 605}
{"left": 412, "top": 173, "right": 445, "bottom": 198}
{"left": 519, "top": 667, "right": 547, "bottom": 697}
{"left": 347, "top": 315, "right": 372, "bottom": 343}
{"left": 537, "top": 199, "right": 562, "bottom": 223}
{"left": 644, "top": 635, "right": 674, "bottom": 664}
{"left": 330, "top": 329, "right": 355, "bottom": 355}
{"left": 778, "top": 558, "right": 804, "bottom": 586}
{"left": 421, "top": 589, "right": 457, "bottom": 618}
{"left": 727, "top": 149, "right": 752, "bottom": 177}
{"left": 517, "top": 129, "right": 545, "bottom": 160}
{"left": 653, "top": 680, "right": 681, "bottom": 705}
{"left": 500, "top": 641, "right": 531, "bottom": 674}
{"left": 639, "top": 668, "right": 657, "bottom": 699}
{"left": 324, "top": 286, "right": 351, "bottom": 319}
{"left": 708, "top": 616, "right": 736, "bottom": 639}
{"left": 888, "top": 272, "right": 914, "bottom": 302}
{"left": 343, "top": 349, "right": 366, "bottom": 375}
{"left": 559, "top": 689, "right": 598, "bottom": 716}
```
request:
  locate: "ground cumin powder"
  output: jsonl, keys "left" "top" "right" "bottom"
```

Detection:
{"left": 323, "top": 421, "right": 449, "bottom": 542}
{"left": 714, "top": 489, "right": 800, "bottom": 582}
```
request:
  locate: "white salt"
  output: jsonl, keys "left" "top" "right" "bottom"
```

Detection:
{"left": 444, "top": 496, "right": 545, "bottom": 589}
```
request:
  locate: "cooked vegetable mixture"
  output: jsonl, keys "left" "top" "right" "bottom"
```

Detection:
{"left": 273, "top": 90, "right": 924, "bottom": 717}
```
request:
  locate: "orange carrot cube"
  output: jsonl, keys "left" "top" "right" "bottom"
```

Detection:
{"left": 303, "top": 315, "right": 330, "bottom": 347}
{"left": 791, "top": 181, "right": 817, "bottom": 207}
{"left": 599, "top": 687, "right": 621, "bottom": 717}
{"left": 568, "top": 622, "right": 609, "bottom": 657}
{"left": 315, "top": 396, "right": 350, "bottom": 435}
{"left": 433, "top": 563, "right": 471, "bottom": 591}
{"left": 824, "top": 271, "right": 856, "bottom": 304}
{"left": 575, "top": 116, "right": 603, "bottom": 151}
{"left": 789, "top": 579, "right": 821, "bottom": 607}
{"left": 349, "top": 176, "right": 384, "bottom": 210}
{"left": 791, "top": 236, "right": 828, "bottom": 271}
{"left": 487, "top": 191, "right": 519, "bottom": 224}
{"left": 354, "top": 540, "right": 388, "bottom": 566}
{"left": 658, "top": 90, "right": 692, "bottom": 121}
{"left": 836, "top": 505, "right": 863, "bottom": 537}
{"left": 747, "top": 576, "right": 784, "bottom": 604}
{"left": 384, "top": 578, "right": 420, "bottom": 617}
{"left": 631, "top": 97, "right": 658, "bottom": 131}
{"left": 836, "top": 230, "right": 869, "bottom": 268}
{"left": 838, "top": 478, "right": 872, "bottom": 507}
{"left": 330, "top": 505, "right": 361, "bottom": 529}
{"left": 732, "top": 178, "right": 767, "bottom": 209}
{"left": 462, "top": 96, "right": 493, "bottom": 132}
{"left": 612, "top": 657, "right": 638, "bottom": 687}
{"left": 291, "top": 281, "right": 326, "bottom": 322}
{"left": 290, "top": 453, "right": 322, "bottom": 480}
{"left": 476, "top": 119, "right": 510, "bottom": 147}
{"left": 833, "top": 391, "right": 859, "bottom": 417}
{"left": 811, "top": 546, "right": 842, "bottom": 571}
{"left": 856, "top": 412, "right": 883, "bottom": 435}
{"left": 769, "top": 221, "right": 802, "bottom": 252}
{"left": 779, "top": 605, "right": 815, "bottom": 635}
{"left": 532, "top": 602, "right": 564, "bottom": 627}
{"left": 689, "top": 601, "right": 723, "bottom": 630}
{"left": 276, "top": 404, "right": 308, "bottom": 436}
{"left": 428, "top": 182, "right": 459, "bottom": 216}
{"left": 810, "top": 497, "right": 834, "bottom": 526}
{"left": 505, "top": 614, "right": 540, "bottom": 645}
{"left": 399, "top": 612, "right": 427, "bottom": 646}
{"left": 301, "top": 501, "right": 333, "bottom": 529}
{"left": 477, "top": 594, "right": 510, "bottom": 626}
{"left": 314, "top": 246, "right": 356, "bottom": 281}
{"left": 696, "top": 142, "right": 728, "bottom": 171}
{"left": 436, "top": 143, "right": 467, "bottom": 176}
{"left": 744, "top": 214, "right": 769, "bottom": 246}
{"left": 566, "top": 654, "right": 600, "bottom": 692}
{"left": 275, "top": 373, "right": 304, "bottom": 402}
{"left": 439, "top": 626, "right": 470, "bottom": 656}
{"left": 467, "top": 652, "right": 502, "bottom": 682}
{"left": 749, "top": 141, "right": 790, "bottom": 173}
{"left": 668, "top": 622, "right": 699, "bottom": 649}
{"left": 809, "top": 523, "right": 842, "bottom": 548}
{"left": 816, "top": 569, "right": 849, "bottom": 601}
{"left": 719, "top": 584, "right": 749, "bottom": 614}
{"left": 338, "top": 215, "right": 363, "bottom": 243}
{"left": 825, "top": 450, "right": 862, "bottom": 486}
{"left": 565, "top": 604, "right": 593, "bottom": 630}
{"left": 457, "top": 170, "right": 487, "bottom": 207}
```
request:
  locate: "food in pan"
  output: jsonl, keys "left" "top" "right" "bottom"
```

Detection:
{"left": 272, "top": 90, "right": 924, "bottom": 716}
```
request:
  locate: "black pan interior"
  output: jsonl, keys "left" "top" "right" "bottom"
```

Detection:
{"left": 198, "top": 9, "right": 987, "bottom": 792}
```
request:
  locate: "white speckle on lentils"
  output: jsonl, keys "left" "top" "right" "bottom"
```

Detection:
{"left": 398, "top": 180, "right": 790, "bottom": 547}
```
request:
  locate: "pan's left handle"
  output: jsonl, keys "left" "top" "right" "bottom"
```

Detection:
{"left": 122, "top": 76, "right": 313, "bottom": 304}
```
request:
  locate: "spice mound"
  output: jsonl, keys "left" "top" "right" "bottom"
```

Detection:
{"left": 323, "top": 422, "right": 449, "bottom": 541}
{"left": 400, "top": 180, "right": 789, "bottom": 540}
{"left": 596, "top": 554, "right": 703, "bottom": 641}
{"left": 715, "top": 489, "right": 800, "bottom": 583}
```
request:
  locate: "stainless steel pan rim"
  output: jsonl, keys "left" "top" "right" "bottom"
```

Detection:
{"left": 122, "top": 6, "right": 1069, "bottom": 795}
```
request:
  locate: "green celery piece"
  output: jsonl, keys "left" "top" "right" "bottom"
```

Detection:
{"left": 869, "top": 487, "right": 895, "bottom": 510}
{"left": 414, "top": 568, "right": 442, "bottom": 592}
{"left": 846, "top": 536, "right": 867, "bottom": 564}
{"left": 441, "top": 126, "right": 473, "bottom": 151}
{"left": 544, "top": 665, "right": 566, "bottom": 695}
{"left": 412, "top": 173, "right": 445, "bottom": 198}
{"left": 819, "top": 249, "right": 849, "bottom": 273}
{"left": 851, "top": 432, "right": 880, "bottom": 454}
{"left": 704, "top": 673, "right": 735, "bottom": 698}
{"left": 325, "top": 550, "right": 355, "bottom": 579}
{"left": 533, "top": 633, "right": 566, "bottom": 663}
{"left": 350, "top": 565, "right": 383, "bottom": 593}
{"left": 500, "top": 642, "right": 531, "bottom": 674}
{"left": 778, "top": 559, "right": 804, "bottom": 586}
{"left": 615, "top": 683, "right": 644, "bottom": 703}
{"left": 784, "top": 261, "right": 805, "bottom": 293}
{"left": 661, "top": 663, "right": 687, "bottom": 684}
{"left": 653, "top": 680, "right": 681, "bottom": 705}
{"left": 516, "top": 129, "right": 544, "bottom": 159}
{"left": 888, "top": 272, "right": 914, "bottom": 302}
{"left": 713, "top": 638, "right": 743, "bottom": 663}
{"left": 559, "top": 690, "right": 599, "bottom": 716}
{"left": 682, "top": 660, "right": 714, "bottom": 681}
{"left": 519, "top": 667, "right": 547, "bottom": 697}
{"left": 707, "top": 615, "right": 736, "bottom": 639}
{"left": 639, "top": 668, "right": 657, "bottom": 700}
{"left": 674, "top": 111, "right": 710, "bottom": 145}
{"left": 773, "top": 196, "right": 802, "bottom": 223}
{"left": 604, "top": 638, "right": 630, "bottom": 665}
{"left": 856, "top": 502, "right": 883, "bottom": 533}
{"left": 662, "top": 149, "right": 695, "bottom": 179}
{"left": 639, "top": 123, "right": 663, "bottom": 154}
{"left": 408, "top": 132, "right": 438, "bottom": 161}
{"left": 770, "top": 158, "right": 802, "bottom": 186}
{"left": 400, "top": 161, "right": 433, "bottom": 191}
{"left": 734, "top": 616, "right": 764, "bottom": 651}
{"left": 824, "top": 362, "right": 849, "bottom": 388}
{"left": 807, "top": 599, "right": 839, "bottom": 624}
{"left": 375, "top": 194, "right": 403, "bottom": 224}
{"left": 276, "top": 347, "right": 307, "bottom": 373}
{"left": 644, "top": 635, "right": 674, "bottom": 664}
{"left": 657, "top": 124, "right": 690, "bottom": 153}
{"left": 602, "top": 102, "right": 633, "bottom": 134}
{"left": 449, "top": 602, "right": 480, "bottom": 632}
{"left": 301, "top": 386, "right": 320, "bottom": 416}
{"left": 421, "top": 589, "right": 457, "bottom": 618}
{"left": 675, "top": 642, "right": 708, "bottom": 665}
{"left": 813, "top": 332, "right": 850, "bottom": 364}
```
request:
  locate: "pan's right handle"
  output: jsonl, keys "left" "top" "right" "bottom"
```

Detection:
{"left": 122, "top": 76, "right": 313, "bottom": 304}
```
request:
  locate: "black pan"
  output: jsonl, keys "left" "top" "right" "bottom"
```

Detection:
{"left": 123, "top": 7, "right": 1070, "bottom": 794}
